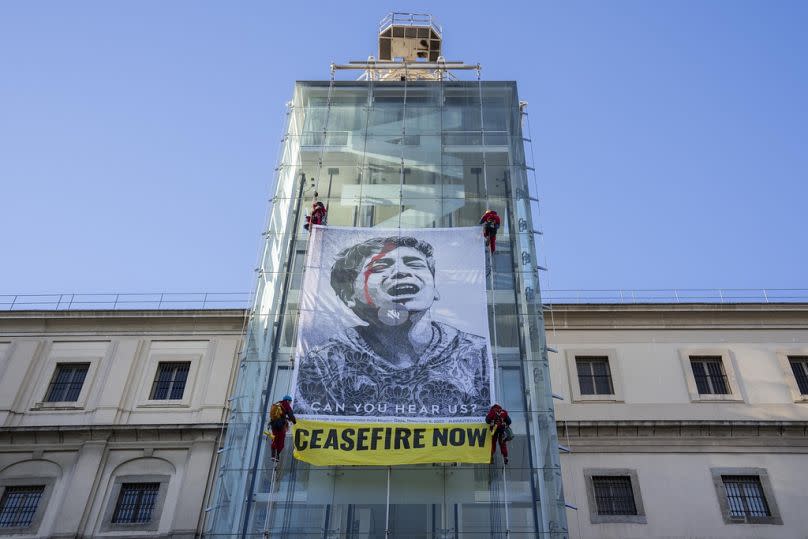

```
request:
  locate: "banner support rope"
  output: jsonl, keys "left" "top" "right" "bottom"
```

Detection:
{"left": 385, "top": 465, "right": 392, "bottom": 537}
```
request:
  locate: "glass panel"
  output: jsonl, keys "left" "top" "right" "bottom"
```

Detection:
{"left": 723, "top": 476, "right": 770, "bottom": 518}
{"left": 443, "top": 95, "right": 481, "bottom": 132}
{"left": 578, "top": 364, "right": 595, "bottom": 395}
{"left": 0, "top": 486, "right": 44, "bottom": 527}
{"left": 592, "top": 476, "right": 636, "bottom": 515}
{"left": 46, "top": 363, "right": 89, "bottom": 402}
{"left": 170, "top": 363, "right": 190, "bottom": 399}
{"left": 389, "top": 468, "right": 441, "bottom": 538}
{"left": 724, "top": 481, "right": 745, "bottom": 517}
{"left": 706, "top": 360, "right": 728, "bottom": 394}
{"left": 742, "top": 482, "right": 768, "bottom": 516}
{"left": 368, "top": 104, "right": 404, "bottom": 135}
{"left": 490, "top": 304, "right": 519, "bottom": 349}
{"left": 113, "top": 483, "right": 159, "bottom": 523}
{"left": 790, "top": 357, "right": 808, "bottom": 394}
{"left": 690, "top": 360, "right": 711, "bottom": 394}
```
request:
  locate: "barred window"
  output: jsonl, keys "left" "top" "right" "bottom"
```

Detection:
{"left": 0, "top": 486, "right": 45, "bottom": 528}
{"left": 788, "top": 356, "right": 808, "bottom": 395}
{"left": 722, "top": 476, "right": 770, "bottom": 519}
{"left": 592, "top": 476, "right": 637, "bottom": 515}
{"left": 45, "top": 363, "right": 89, "bottom": 402}
{"left": 576, "top": 357, "right": 614, "bottom": 395}
{"left": 112, "top": 483, "right": 160, "bottom": 524}
{"left": 150, "top": 362, "right": 190, "bottom": 400}
{"left": 690, "top": 356, "right": 729, "bottom": 395}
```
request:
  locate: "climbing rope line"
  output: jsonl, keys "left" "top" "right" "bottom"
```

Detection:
{"left": 355, "top": 62, "right": 374, "bottom": 228}
{"left": 397, "top": 66, "right": 409, "bottom": 231}
{"left": 261, "top": 457, "right": 280, "bottom": 536}
{"left": 312, "top": 67, "right": 337, "bottom": 197}
{"left": 477, "top": 65, "right": 512, "bottom": 537}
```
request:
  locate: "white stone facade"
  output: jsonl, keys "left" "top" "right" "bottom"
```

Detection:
{"left": 3, "top": 304, "right": 807, "bottom": 538}
{"left": 0, "top": 310, "right": 244, "bottom": 538}
{"left": 548, "top": 303, "right": 808, "bottom": 538}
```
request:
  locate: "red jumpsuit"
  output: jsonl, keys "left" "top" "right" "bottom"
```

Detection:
{"left": 485, "top": 404, "right": 512, "bottom": 464}
{"left": 305, "top": 202, "right": 327, "bottom": 231}
{"left": 311, "top": 203, "right": 327, "bottom": 226}
{"left": 479, "top": 210, "right": 501, "bottom": 253}
{"left": 270, "top": 399, "right": 296, "bottom": 459}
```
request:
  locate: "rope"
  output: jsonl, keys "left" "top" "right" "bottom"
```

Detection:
{"left": 281, "top": 456, "right": 299, "bottom": 533}
{"left": 479, "top": 66, "right": 500, "bottom": 538}
{"left": 477, "top": 64, "right": 513, "bottom": 539}
{"left": 476, "top": 66, "right": 499, "bottom": 376}
{"left": 397, "top": 65, "right": 408, "bottom": 230}
{"left": 261, "top": 457, "right": 279, "bottom": 536}
{"left": 354, "top": 61, "right": 374, "bottom": 227}
{"left": 312, "top": 67, "right": 337, "bottom": 197}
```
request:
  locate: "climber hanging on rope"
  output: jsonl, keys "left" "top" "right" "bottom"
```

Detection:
{"left": 304, "top": 192, "right": 328, "bottom": 231}
{"left": 479, "top": 209, "right": 501, "bottom": 253}
{"left": 268, "top": 395, "right": 296, "bottom": 462}
{"left": 486, "top": 403, "right": 513, "bottom": 465}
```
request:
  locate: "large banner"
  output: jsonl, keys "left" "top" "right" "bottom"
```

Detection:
{"left": 291, "top": 226, "right": 495, "bottom": 465}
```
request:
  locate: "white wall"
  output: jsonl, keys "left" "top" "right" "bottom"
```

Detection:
{"left": 562, "top": 452, "right": 808, "bottom": 539}
{"left": 0, "top": 310, "right": 243, "bottom": 538}
{"left": 549, "top": 328, "right": 808, "bottom": 421}
{"left": 547, "top": 305, "right": 808, "bottom": 538}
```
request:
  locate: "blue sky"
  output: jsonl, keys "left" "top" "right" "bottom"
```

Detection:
{"left": 1, "top": 1, "right": 806, "bottom": 295}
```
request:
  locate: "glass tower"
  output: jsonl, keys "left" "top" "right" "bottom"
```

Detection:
{"left": 205, "top": 14, "right": 567, "bottom": 538}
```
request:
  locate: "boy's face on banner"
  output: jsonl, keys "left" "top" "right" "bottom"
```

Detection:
{"left": 351, "top": 246, "right": 438, "bottom": 315}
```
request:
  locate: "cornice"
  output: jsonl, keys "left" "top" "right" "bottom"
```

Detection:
{"left": 544, "top": 303, "right": 808, "bottom": 330}
{"left": 0, "top": 309, "right": 248, "bottom": 335}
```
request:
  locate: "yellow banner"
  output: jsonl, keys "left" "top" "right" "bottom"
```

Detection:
{"left": 293, "top": 419, "right": 492, "bottom": 466}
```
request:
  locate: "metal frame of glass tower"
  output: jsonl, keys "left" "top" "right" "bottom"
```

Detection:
{"left": 205, "top": 19, "right": 567, "bottom": 537}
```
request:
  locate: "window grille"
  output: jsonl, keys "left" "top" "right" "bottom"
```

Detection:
{"left": 45, "top": 363, "right": 90, "bottom": 402}
{"left": 690, "top": 356, "right": 729, "bottom": 394}
{"left": 722, "top": 476, "right": 770, "bottom": 518}
{"left": 789, "top": 356, "right": 808, "bottom": 395}
{"left": 592, "top": 476, "right": 637, "bottom": 515}
{"left": 112, "top": 483, "right": 160, "bottom": 524}
{"left": 150, "top": 362, "right": 190, "bottom": 400}
{"left": 0, "top": 486, "right": 44, "bottom": 528}
{"left": 576, "top": 356, "right": 614, "bottom": 395}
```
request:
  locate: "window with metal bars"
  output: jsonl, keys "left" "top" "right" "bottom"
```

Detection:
{"left": 788, "top": 356, "right": 808, "bottom": 395}
{"left": 112, "top": 483, "right": 160, "bottom": 524}
{"left": 576, "top": 356, "right": 614, "bottom": 395}
{"left": 0, "top": 486, "right": 44, "bottom": 528}
{"left": 149, "top": 362, "right": 190, "bottom": 400}
{"left": 690, "top": 356, "right": 730, "bottom": 395}
{"left": 44, "top": 363, "right": 89, "bottom": 402}
{"left": 592, "top": 476, "right": 637, "bottom": 515}
{"left": 722, "top": 476, "right": 771, "bottom": 519}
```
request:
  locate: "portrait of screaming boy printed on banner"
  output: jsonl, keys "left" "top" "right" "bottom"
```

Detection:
{"left": 290, "top": 226, "right": 496, "bottom": 465}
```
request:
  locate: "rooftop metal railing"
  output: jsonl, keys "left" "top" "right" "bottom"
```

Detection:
{"left": 0, "top": 292, "right": 251, "bottom": 312}
{"left": 378, "top": 12, "right": 442, "bottom": 37}
{"left": 1, "top": 289, "right": 808, "bottom": 312}
{"left": 542, "top": 289, "right": 808, "bottom": 305}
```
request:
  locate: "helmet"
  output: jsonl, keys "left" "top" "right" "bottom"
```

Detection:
{"left": 282, "top": 395, "right": 292, "bottom": 402}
